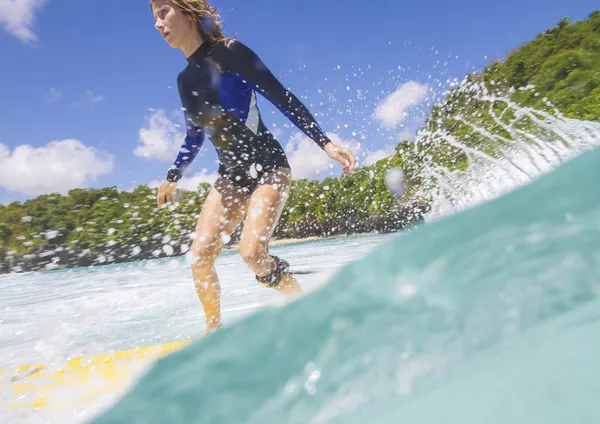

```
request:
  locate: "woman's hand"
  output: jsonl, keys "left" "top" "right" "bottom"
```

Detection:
{"left": 324, "top": 142, "right": 357, "bottom": 176}
{"left": 157, "top": 179, "right": 178, "bottom": 207}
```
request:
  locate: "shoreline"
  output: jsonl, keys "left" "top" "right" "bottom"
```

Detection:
{"left": 5, "top": 235, "right": 336, "bottom": 274}
{"left": 222, "top": 235, "right": 329, "bottom": 252}
{"left": 1, "top": 202, "right": 426, "bottom": 275}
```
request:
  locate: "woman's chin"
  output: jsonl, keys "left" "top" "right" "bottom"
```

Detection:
{"left": 163, "top": 36, "right": 178, "bottom": 49}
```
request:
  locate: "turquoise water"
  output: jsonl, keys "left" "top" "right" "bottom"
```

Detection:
{"left": 89, "top": 144, "right": 600, "bottom": 423}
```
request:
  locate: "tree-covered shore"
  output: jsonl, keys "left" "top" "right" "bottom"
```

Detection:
{"left": 1, "top": 11, "right": 598, "bottom": 274}
{"left": 0, "top": 173, "right": 428, "bottom": 273}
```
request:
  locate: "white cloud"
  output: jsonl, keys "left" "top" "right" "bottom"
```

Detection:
{"left": 362, "top": 129, "right": 418, "bottom": 167}
{"left": 373, "top": 81, "right": 429, "bottom": 128}
{"left": 135, "top": 109, "right": 186, "bottom": 161}
{"left": 269, "top": 127, "right": 283, "bottom": 140}
{"left": 284, "top": 132, "right": 361, "bottom": 180}
{"left": 0, "top": 139, "right": 113, "bottom": 196}
{"left": 85, "top": 89, "right": 103, "bottom": 103}
{"left": 364, "top": 148, "right": 395, "bottom": 166}
{"left": 0, "top": 0, "right": 46, "bottom": 43}
{"left": 149, "top": 170, "right": 218, "bottom": 191}
{"left": 73, "top": 89, "right": 104, "bottom": 109}
{"left": 397, "top": 129, "right": 417, "bottom": 142}
{"left": 45, "top": 87, "right": 62, "bottom": 103}
{"left": 177, "top": 171, "right": 218, "bottom": 190}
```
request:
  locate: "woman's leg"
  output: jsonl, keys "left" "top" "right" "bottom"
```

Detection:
{"left": 238, "top": 168, "right": 302, "bottom": 297}
{"left": 189, "top": 177, "right": 250, "bottom": 332}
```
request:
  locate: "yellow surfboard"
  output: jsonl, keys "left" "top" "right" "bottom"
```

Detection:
{"left": 1, "top": 340, "right": 190, "bottom": 410}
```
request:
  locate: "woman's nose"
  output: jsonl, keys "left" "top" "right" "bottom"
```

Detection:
{"left": 155, "top": 19, "right": 164, "bottom": 31}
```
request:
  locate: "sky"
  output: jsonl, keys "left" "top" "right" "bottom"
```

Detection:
{"left": 0, "top": 0, "right": 597, "bottom": 204}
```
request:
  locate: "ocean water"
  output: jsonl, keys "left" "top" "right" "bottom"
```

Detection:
{"left": 0, "top": 233, "right": 391, "bottom": 423}
{"left": 89, "top": 142, "right": 600, "bottom": 424}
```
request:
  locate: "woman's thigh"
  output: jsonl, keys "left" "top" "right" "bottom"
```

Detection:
{"left": 190, "top": 177, "right": 250, "bottom": 263}
{"left": 239, "top": 168, "right": 291, "bottom": 252}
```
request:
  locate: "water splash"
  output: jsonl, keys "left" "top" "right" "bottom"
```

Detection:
{"left": 403, "top": 80, "right": 600, "bottom": 220}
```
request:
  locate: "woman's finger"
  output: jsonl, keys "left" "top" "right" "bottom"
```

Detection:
{"left": 338, "top": 151, "right": 350, "bottom": 167}
{"left": 347, "top": 150, "right": 357, "bottom": 169}
{"left": 341, "top": 150, "right": 354, "bottom": 171}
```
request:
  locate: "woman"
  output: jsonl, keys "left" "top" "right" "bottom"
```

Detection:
{"left": 151, "top": 0, "right": 357, "bottom": 332}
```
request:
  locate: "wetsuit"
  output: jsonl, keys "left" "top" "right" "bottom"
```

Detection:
{"left": 166, "top": 38, "right": 332, "bottom": 193}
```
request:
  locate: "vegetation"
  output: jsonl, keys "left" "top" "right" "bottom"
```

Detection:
{"left": 1, "top": 11, "right": 599, "bottom": 273}
{"left": 416, "top": 11, "right": 600, "bottom": 178}
{"left": 0, "top": 160, "right": 424, "bottom": 273}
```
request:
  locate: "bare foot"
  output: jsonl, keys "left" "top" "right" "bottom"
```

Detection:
{"left": 203, "top": 321, "right": 223, "bottom": 335}
{"left": 273, "top": 274, "right": 303, "bottom": 298}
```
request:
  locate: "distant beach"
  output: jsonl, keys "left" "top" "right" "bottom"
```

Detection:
{"left": 223, "top": 235, "right": 329, "bottom": 252}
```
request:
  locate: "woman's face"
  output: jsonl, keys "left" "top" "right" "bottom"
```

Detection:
{"left": 151, "top": 0, "right": 196, "bottom": 49}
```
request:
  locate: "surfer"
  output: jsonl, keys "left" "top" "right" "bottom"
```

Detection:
{"left": 150, "top": 0, "right": 357, "bottom": 332}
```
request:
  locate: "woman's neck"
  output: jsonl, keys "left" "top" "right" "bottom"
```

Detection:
{"left": 181, "top": 31, "right": 204, "bottom": 59}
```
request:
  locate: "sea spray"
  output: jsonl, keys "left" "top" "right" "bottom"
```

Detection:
{"left": 401, "top": 80, "right": 600, "bottom": 219}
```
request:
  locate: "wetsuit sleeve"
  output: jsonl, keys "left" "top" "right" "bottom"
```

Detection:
{"left": 166, "top": 116, "right": 205, "bottom": 183}
{"left": 229, "top": 40, "right": 332, "bottom": 150}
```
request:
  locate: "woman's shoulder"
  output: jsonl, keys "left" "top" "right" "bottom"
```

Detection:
{"left": 176, "top": 66, "right": 189, "bottom": 88}
{"left": 218, "top": 38, "right": 263, "bottom": 67}
{"left": 176, "top": 65, "right": 205, "bottom": 95}
{"left": 218, "top": 38, "right": 254, "bottom": 55}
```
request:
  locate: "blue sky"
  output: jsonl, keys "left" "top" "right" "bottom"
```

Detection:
{"left": 0, "top": 0, "right": 597, "bottom": 203}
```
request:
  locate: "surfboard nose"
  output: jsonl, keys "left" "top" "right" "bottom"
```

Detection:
{"left": 2, "top": 340, "right": 190, "bottom": 410}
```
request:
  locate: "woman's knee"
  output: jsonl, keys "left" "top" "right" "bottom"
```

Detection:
{"left": 239, "top": 239, "right": 268, "bottom": 268}
{"left": 188, "top": 234, "right": 220, "bottom": 269}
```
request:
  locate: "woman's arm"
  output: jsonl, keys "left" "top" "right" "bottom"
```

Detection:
{"left": 227, "top": 40, "right": 331, "bottom": 150}
{"left": 166, "top": 117, "right": 206, "bottom": 183}
{"left": 227, "top": 40, "right": 356, "bottom": 174}
{"left": 157, "top": 117, "right": 205, "bottom": 208}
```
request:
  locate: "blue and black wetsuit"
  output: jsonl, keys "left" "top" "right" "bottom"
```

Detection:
{"left": 166, "top": 38, "right": 332, "bottom": 193}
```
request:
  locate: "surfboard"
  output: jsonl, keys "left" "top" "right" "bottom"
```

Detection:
{"left": 3, "top": 270, "right": 318, "bottom": 410}
{"left": 1, "top": 340, "right": 190, "bottom": 410}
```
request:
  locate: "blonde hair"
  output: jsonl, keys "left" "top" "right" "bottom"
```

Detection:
{"left": 152, "top": 0, "right": 228, "bottom": 44}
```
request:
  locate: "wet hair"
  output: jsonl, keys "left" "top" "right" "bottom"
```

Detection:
{"left": 151, "top": 0, "right": 228, "bottom": 44}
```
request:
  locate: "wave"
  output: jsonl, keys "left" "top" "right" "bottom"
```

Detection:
{"left": 90, "top": 119, "right": 600, "bottom": 423}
